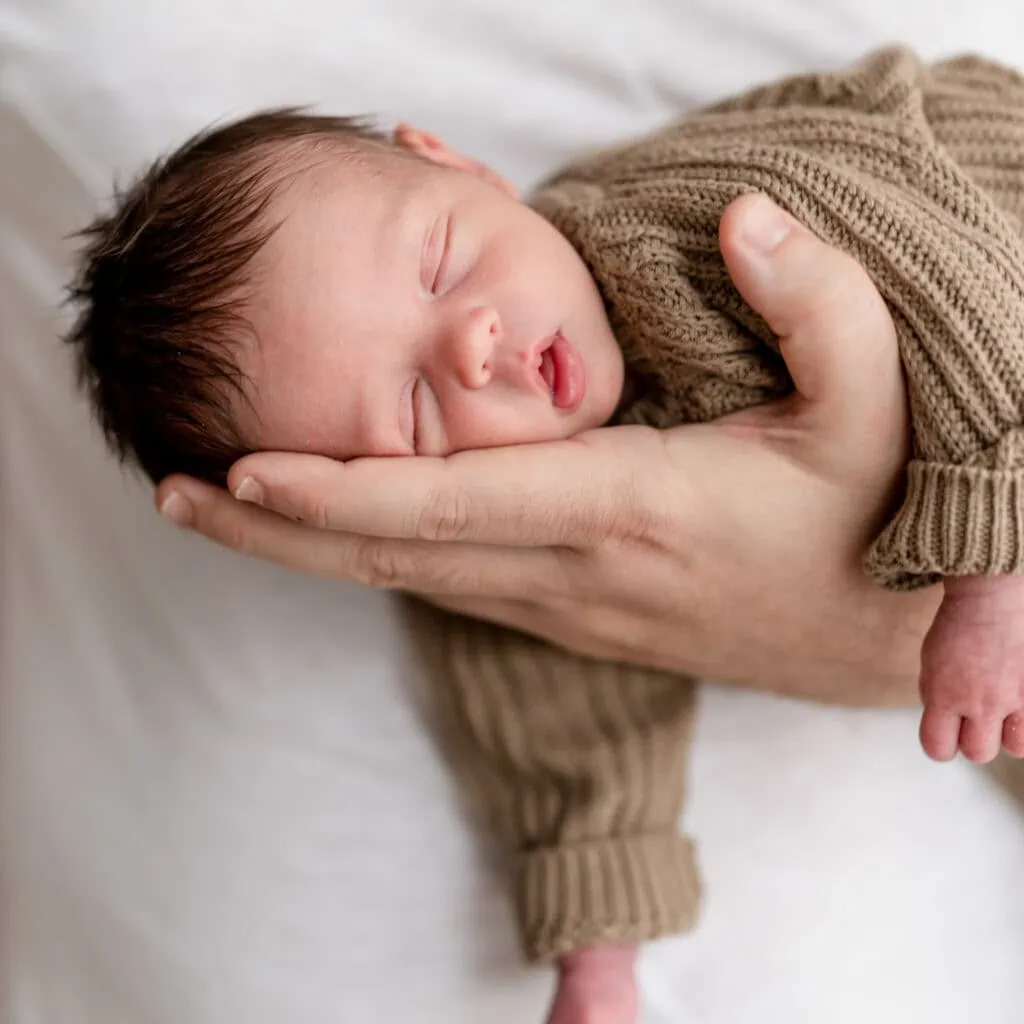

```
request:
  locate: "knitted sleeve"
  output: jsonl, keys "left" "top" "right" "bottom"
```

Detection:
{"left": 862, "top": 51, "right": 1024, "bottom": 586}
{"left": 713, "top": 47, "right": 1024, "bottom": 586}
{"left": 552, "top": 46, "right": 1024, "bottom": 588}
{"left": 532, "top": 46, "right": 1024, "bottom": 586}
{"left": 401, "top": 598, "right": 700, "bottom": 963}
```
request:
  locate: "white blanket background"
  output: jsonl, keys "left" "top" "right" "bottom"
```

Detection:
{"left": 2, "top": 2, "right": 1023, "bottom": 1021}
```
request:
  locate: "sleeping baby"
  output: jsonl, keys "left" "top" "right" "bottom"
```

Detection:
{"left": 67, "top": 45, "right": 1024, "bottom": 1024}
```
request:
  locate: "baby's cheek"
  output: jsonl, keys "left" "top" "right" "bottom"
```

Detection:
{"left": 438, "top": 398, "right": 516, "bottom": 453}
{"left": 453, "top": 393, "right": 550, "bottom": 450}
{"left": 581, "top": 390, "right": 619, "bottom": 432}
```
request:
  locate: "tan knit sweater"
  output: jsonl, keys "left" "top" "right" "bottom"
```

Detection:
{"left": 413, "top": 46, "right": 1024, "bottom": 964}
{"left": 534, "top": 45, "right": 1024, "bottom": 587}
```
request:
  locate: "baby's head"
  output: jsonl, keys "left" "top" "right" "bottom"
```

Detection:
{"left": 67, "top": 109, "right": 624, "bottom": 485}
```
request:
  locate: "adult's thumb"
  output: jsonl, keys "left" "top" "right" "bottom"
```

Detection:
{"left": 718, "top": 192, "right": 904, "bottom": 438}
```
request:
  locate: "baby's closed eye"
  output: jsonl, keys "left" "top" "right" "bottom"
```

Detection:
{"left": 422, "top": 215, "right": 451, "bottom": 294}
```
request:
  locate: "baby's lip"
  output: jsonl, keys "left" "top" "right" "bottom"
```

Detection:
{"left": 536, "top": 331, "right": 585, "bottom": 412}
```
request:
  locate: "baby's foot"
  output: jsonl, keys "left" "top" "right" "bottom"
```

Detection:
{"left": 546, "top": 945, "right": 639, "bottom": 1024}
{"left": 919, "top": 575, "right": 1024, "bottom": 763}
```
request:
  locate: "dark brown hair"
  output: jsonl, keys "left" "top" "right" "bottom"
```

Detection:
{"left": 65, "top": 109, "right": 389, "bottom": 486}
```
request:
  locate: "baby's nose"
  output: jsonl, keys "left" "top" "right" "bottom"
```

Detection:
{"left": 453, "top": 307, "right": 500, "bottom": 389}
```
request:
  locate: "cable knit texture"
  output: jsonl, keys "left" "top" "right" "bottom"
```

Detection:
{"left": 533, "top": 45, "right": 1024, "bottom": 587}
{"left": 417, "top": 46, "right": 1024, "bottom": 964}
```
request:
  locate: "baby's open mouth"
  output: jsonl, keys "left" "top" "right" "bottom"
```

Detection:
{"left": 537, "top": 331, "right": 585, "bottom": 412}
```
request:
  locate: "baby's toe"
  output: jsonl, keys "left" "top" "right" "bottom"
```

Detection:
{"left": 1001, "top": 712, "right": 1024, "bottom": 758}
{"left": 958, "top": 716, "right": 1002, "bottom": 764}
{"left": 919, "top": 708, "right": 961, "bottom": 762}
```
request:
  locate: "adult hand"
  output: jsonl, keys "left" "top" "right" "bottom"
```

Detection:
{"left": 156, "top": 195, "right": 940, "bottom": 706}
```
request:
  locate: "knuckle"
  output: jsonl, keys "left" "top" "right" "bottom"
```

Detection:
{"left": 297, "top": 498, "right": 332, "bottom": 531}
{"left": 208, "top": 504, "right": 263, "bottom": 557}
{"left": 563, "top": 431, "right": 651, "bottom": 545}
{"left": 618, "top": 471, "right": 679, "bottom": 553}
{"left": 415, "top": 487, "right": 472, "bottom": 541}
{"left": 352, "top": 539, "right": 488, "bottom": 596}
{"left": 551, "top": 505, "right": 597, "bottom": 548}
{"left": 219, "top": 520, "right": 260, "bottom": 558}
{"left": 352, "top": 541, "right": 411, "bottom": 590}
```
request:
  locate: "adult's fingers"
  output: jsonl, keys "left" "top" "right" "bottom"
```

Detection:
{"left": 219, "top": 425, "right": 672, "bottom": 547}
{"left": 719, "top": 193, "right": 904, "bottom": 443}
{"left": 156, "top": 474, "right": 571, "bottom": 597}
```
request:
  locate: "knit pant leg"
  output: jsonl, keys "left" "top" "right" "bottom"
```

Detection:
{"left": 405, "top": 600, "right": 701, "bottom": 964}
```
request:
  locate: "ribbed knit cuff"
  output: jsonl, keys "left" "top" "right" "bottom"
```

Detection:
{"left": 867, "top": 458, "right": 1024, "bottom": 589}
{"left": 515, "top": 832, "right": 701, "bottom": 963}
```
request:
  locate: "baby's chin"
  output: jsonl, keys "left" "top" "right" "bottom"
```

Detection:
{"left": 587, "top": 361, "right": 627, "bottom": 427}
{"left": 567, "top": 395, "right": 620, "bottom": 436}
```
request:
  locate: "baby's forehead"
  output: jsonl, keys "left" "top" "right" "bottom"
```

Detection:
{"left": 249, "top": 150, "right": 419, "bottom": 324}
{"left": 253, "top": 145, "right": 372, "bottom": 242}
{"left": 281, "top": 134, "right": 411, "bottom": 191}
{"left": 270, "top": 144, "right": 426, "bottom": 248}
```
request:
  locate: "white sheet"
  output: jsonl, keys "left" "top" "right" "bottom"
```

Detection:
{"left": 2, "top": 2, "right": 1023, "bottom": 1022}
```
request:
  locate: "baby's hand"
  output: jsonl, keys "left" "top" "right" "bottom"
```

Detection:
{"left": 919, "top": 575, "right": 1024, "bottom": 763}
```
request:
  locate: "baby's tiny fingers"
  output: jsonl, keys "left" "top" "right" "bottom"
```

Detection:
{"left": 958, "top": 717, "right": 1002, "bottom": 764}
{"left": 1001, "top": 713, "right": 1024, "bottom": 758}
{"left": 919, "top": 708, "right": 960, "bottom": 762}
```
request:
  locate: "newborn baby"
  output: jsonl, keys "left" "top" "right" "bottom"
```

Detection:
{"left": 68, "top": 46, "right": 1024, "bottom": 1024}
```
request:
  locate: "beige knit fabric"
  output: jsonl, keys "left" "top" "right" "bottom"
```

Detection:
{"left": 406, "top": 601, "right": 700, "bottom": 963}
{"left": 534, "top": 45, "right": 1024, "bottom": 588}
{"left": 420, "top": 46, "right": 1024, "bottom": 964}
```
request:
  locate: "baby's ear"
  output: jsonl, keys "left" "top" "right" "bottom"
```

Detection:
{"left": 393, "top": 123, "right": 517, "bottom": 197}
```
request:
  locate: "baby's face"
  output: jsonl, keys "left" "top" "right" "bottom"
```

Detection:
{"left": 240, "top": 132, "right": 624, "bottom": 460}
